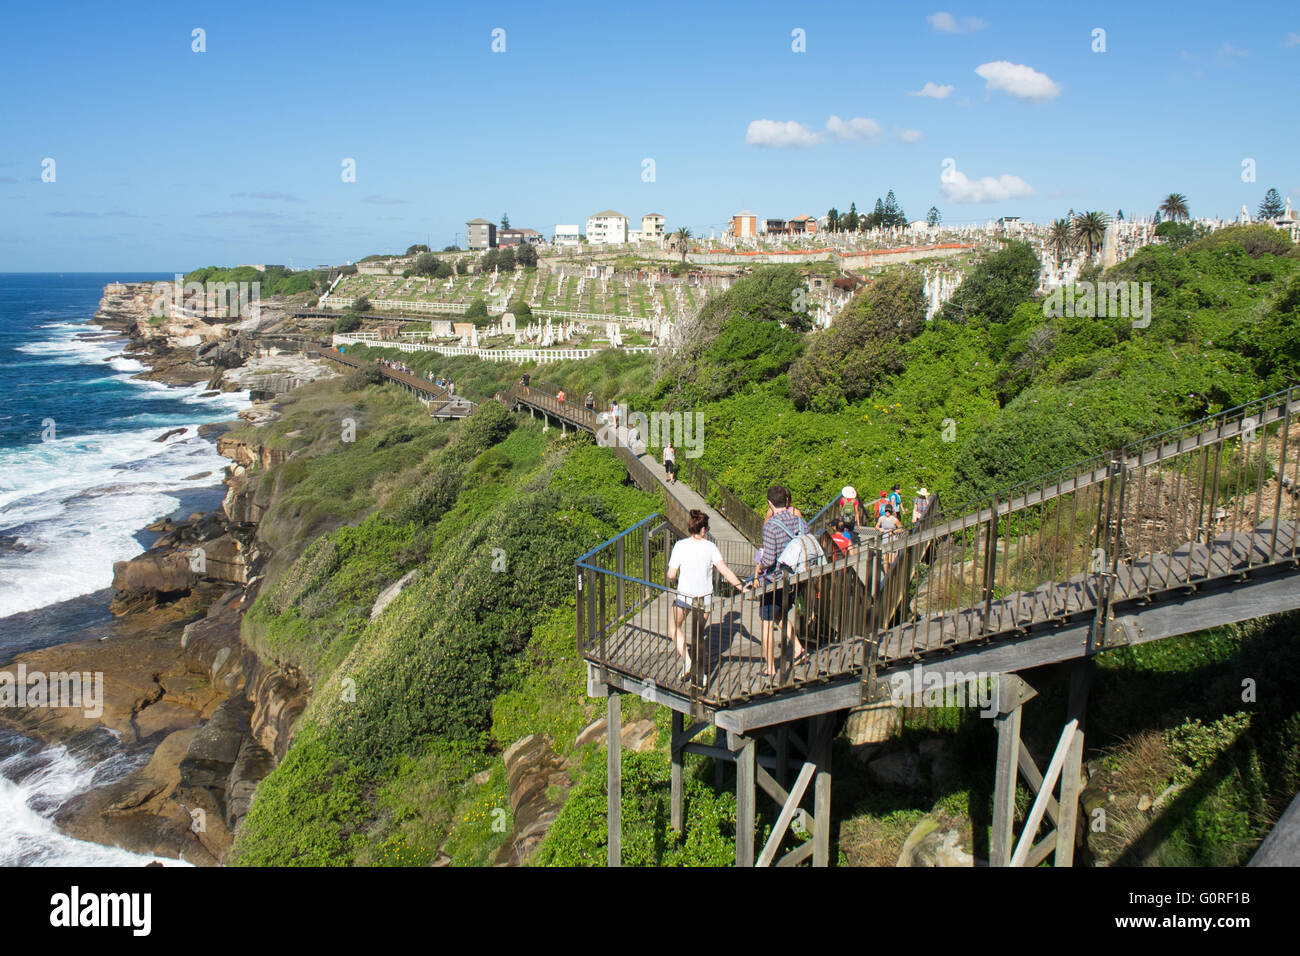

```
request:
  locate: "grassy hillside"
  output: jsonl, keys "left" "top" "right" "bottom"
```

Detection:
{"left": 230, "top": 227, "right": 1300, "bottom": 866}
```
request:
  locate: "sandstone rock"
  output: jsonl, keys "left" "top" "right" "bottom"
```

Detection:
{"left": 496, "top": 734, "right": 572, "bottom": 866}
{"left": 842, "top": 702, "right": 901, "bottom": 748}
{"left": 897, "top": 814, "right": 978, "bottom": 867}
{"left": 572, "top": 717, "right": 657, "bottom": 753}
{"left": 371, "top": 569, "right": 420, "bottom": 621}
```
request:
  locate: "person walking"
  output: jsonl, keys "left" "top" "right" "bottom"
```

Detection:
{"left": 584, "top": 391, "right": 595, "bottom": 412}
{"left": 667, "top": 510, "right": 745, "bottom": 682}
{"left": 840, "top": 486, "right": 862, "bottom": 542}
{"left": 748, "top": 486, "right": 810, "bottom": 677}
{"left": 663, "top": 442, "right": 677, "bottom": 483}
{"left": 912, "top": 487, "right": 931, "bottom": 526}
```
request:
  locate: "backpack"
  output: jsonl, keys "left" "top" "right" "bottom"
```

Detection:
{"left": 778, "top": 532, "right": 825, "bottom": 574}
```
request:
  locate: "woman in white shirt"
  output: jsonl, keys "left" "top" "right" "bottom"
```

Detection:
{"left": 667, "top": 510, "right": 745, "bottom": 680}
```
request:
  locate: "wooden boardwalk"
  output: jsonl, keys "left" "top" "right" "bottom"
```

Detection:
{"left": 595, "top": 518, "right": 1300, "bottom": 711}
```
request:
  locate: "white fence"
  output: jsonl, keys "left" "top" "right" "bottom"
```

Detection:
{"left": 333, "top": 334, "right": 656, "bottom": 363}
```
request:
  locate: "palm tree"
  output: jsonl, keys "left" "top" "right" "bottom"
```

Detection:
{"left": 1159, "top": 193, "right": 1189, "bottom": 222}
{"left": 1048, "top": 218, "right": 1074, "bottom": 262}
{"left": 671, "top": 227, "right": 692, "bottom": 264}
{"left": 1072, "top": 211, "right": 1111, "bottom": 259}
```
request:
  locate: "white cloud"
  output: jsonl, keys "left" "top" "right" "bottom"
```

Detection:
{"left": 974, "top": 61, "right": 1061, "bottom": 101}
{"left": 898, "top": 129, "right": 924, "bottom": 143}
{"left": 1217, "top": 42, "right": 1249, "bottom": 58}
{"left": 1286, "top": 33, "right": 1300, "bottom": 47}
{"left": 745, "top": 119, "right": 823, "bottom": 148}
{"left": 928, "top": 11, "right": 985, "bottom": 33}
{"left": 940, "top": 169, "right": 1034, "bottom": 204}
{"left": 826, "top": 115, "right": 882, "bottom": 141}
{"left": 910, "top": 81, "right": 955, "bottom": 99}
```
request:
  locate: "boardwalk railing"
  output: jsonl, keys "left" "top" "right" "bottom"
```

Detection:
{"left": 675, "top": 458, "right": 766, "bottom": 546}
{"left": 577, "top": 382, "right": 1300, "bottom": 709}
{"left": 892, "top": 384, "right": 1300, "bottom": 656}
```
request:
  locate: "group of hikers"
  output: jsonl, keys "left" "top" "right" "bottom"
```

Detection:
{"left": 373, "top": 357, "right": 455, "bottom": 394}
{"left": 665, "top": 481, "right": 933, "bottom": 683}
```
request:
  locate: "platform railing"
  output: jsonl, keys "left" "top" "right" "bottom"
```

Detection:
{"left": 577, "top": 383, "right": 1300, "bottom": 708}
{"left": 888, "top": 385, "right": 1300, "bottom": 656}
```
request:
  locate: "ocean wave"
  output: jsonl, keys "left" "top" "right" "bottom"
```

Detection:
{"left": 0, "top": 729, "right": 190, "bottom": 866}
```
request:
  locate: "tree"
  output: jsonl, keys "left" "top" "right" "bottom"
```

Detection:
{"left": 481, "top": 249, "right": 498, "bottom": 272}
{"left": 1259, "top": 188, "right": 1285, "bottom": 221}
{"left": 871, "top": 198, "right": 886, "bottom": 229}
{"left": 501, "top": 213, "right": 510, "bottom": 229}
{"left": 926, "top": 206, "right": 941, "bottom": 227}
{"left": 1154, "top": 220, "right": 1194, "bottom": 246}
{"left": 509, "top": 299, "right": 532, "bottom": 317}
{"left": 883, "top": 189, "right": 905, "bottom": 227}
{"left": 1048, "top": 218, "right": 1074, "bottom": 262}
{"left": 672, "top": 227, "right": 692, "bottom": 264}
{"left": 497, "top": 246, "right": 516, "bottom": 270}
{"left": 827, "top": 207, "right": 840, "bottom": 232}
{"left": 352, "top": 296, "right": 372, "bottom": 312}
{"left": 405, "top": 244, "right": 430, "bottom": 255}
{"left": 844, "top": 202, "right": 859, "bottom": 232}
{"left": 455, "top": 258, "right": 468, "bottom": 275}
{"left": 412, "top": 252, "right": 439, "bottom": 276}
{"left": 335, "top": 313, "right": 362, "bottom": 333}
{"left": 466, "top": 298, "right": 488, "bottom": 324}
{"left": 1116, "top": 209, "right": 1124, "bottom": 221}
{"left": 515, "top": 243, "right": 538, "bottom": 268}
{"left": 1072, "top": 210, "right": 1111, "bottom": 259}
{"left": 1159, "top": 193, "right": 1189, "bottom": 221}
{"left": 940, "top": 241, "right": 1041, "bottom": 326}
{"left": 442, "top": 244, "right": 461, "bottom": 253}
{"left": 789, "top": 269, "right": 926, "bottom": 410}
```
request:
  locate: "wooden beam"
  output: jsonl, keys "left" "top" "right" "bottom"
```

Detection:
{"left": 670, "top": 711, "right": 684, "bottom": 833}
{"left": 757, "top": 761, "right": 817, "bottom": 867}
{"left": 814, "top": 716, "right": 832, "bottom": 867}
{"left": 991, "top": 676, "right": 1023, "bottom": 867}
{"left": 1016, "top": 740, "right": 1060, "bottom": 826}
{"left": 1010, "top": 719, "right": 1078, "bottom": 867}
{"left": 736, "top": 736, "right": 756, "bottom": 867}
{"left": 776, "top": 726, "right": 790, "bottom": 790}
{"left": 777, "top": 840, "right": 816, "bottom": 867}
{"left": 1025, "top": 831, "right": 1059, "bottom": 868}
{"left": 607, "top": 691, "right": 622, "bottom": 868}
{"left": 1055, "top": 661, "right": 1092, "bottom": 867}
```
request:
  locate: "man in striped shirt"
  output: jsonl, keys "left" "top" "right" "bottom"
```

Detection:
{"left": 747, "top": 485, "right": 810, "bottom": 677}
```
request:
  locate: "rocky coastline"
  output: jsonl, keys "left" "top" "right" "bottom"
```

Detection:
{"left": 0, "top": 281, "right": 329, "bottom": 865}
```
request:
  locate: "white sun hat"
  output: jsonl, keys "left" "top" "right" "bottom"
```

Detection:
{"left": 842, "top": 486, "right": 857, "bottom": 500}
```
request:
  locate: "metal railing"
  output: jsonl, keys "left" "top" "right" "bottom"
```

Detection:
{"left": 576, "top": 382, "right": 1300, "bottom": 709}
{"left": 883, "top": 384, "right": 1300, "bottom": 655}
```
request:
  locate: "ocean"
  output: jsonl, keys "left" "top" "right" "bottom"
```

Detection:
{"left": 0, "top": 272, "right": 250, "bottom": 865}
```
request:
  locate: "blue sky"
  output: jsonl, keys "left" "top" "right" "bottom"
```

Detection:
{"left": 1, "top": 0, "right": 1297, "bottom": 270}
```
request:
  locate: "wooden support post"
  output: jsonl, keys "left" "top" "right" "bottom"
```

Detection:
{"left": 776, "top": 726, "right": 789, "bottom": 790}
{"left": 670, "top": 711, "right": 684, "bottom": 833}
{"left": 735, "top": 735, "right": 756, "bottom": 867}
{"left": 991, "top": 675, "right": 1023, "bottom": 867}
{"left": 814, "top": 716, "right": 832, "bottom": 867}
{"left": 715, "top": 728, "right": 727, "bottom": 790}
{"left": 607, "top": 691, "right": 622, "bottom": 867}
{"left": 1055, "top": 661, "right": 1093, "bottom": 866}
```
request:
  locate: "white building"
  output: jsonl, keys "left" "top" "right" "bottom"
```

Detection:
{"left": 553, "top": 224, "right": 581, "bottom": 246}
{"left": 641, "top": 213, "right": 666, "bottom": 243}
{"left": 586, "top": 210, "right": 629, "bottom": 245}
